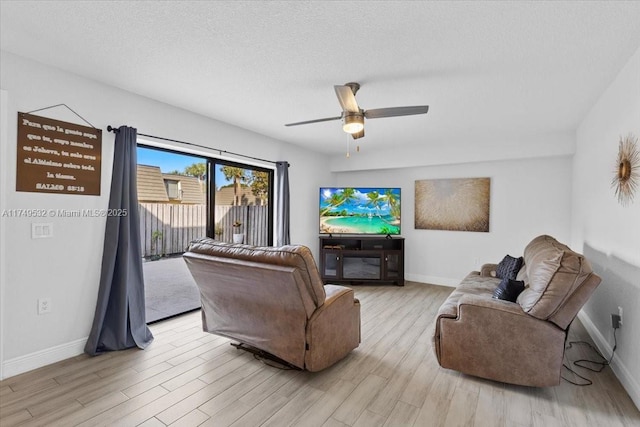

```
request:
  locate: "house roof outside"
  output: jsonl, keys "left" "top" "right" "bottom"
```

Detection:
{"left": 137, "top": 165, "right": 205, "bottom": 204}
{"left": 137, "top": 165, "right": 264, "bottom": 206}
{"left": 215, "top": 185, "right": 263, "bottom": 206}
{"left": 162, "top": 173, "right": 206, "bottom": 204}
{"left": 137, "top": 165, "right": 169, "bottom": 203}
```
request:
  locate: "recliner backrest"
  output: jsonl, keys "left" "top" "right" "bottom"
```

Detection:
{"left": 185, "top": 238, "right": 327, "bottom": 308}
{"left": 517, "top": 235, "right": 601, "bottom": 328}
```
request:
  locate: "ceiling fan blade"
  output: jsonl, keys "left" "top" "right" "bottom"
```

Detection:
{"left": 334, "top": 85, "right": 360, "bottom": 113}
{"left": 284, "top": 116, "right": 342, "bottom": 127}
{"left": 351, "top": 128, "right": 365, "bottom": 140}
{"left": 364, "top": 105, "right": 429, "bottom": 119}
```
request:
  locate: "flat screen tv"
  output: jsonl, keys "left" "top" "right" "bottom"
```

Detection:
{"left": 319, "top": 187, "right": 401, "bottom": 235}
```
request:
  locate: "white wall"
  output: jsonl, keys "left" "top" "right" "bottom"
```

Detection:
{"left": 332, "top": 155, "right": 573, "bottom": 285}
{"left": 0, "top": 51, "right": 331, "bottom": 378}
{"left": 572, "top": 46, "right": 640, "bottom": 408}
{"left": 329, "top": 131, "right": 576, "bottom": 173}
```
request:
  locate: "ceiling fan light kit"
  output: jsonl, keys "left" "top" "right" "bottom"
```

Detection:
{"left": 284, "top": 82, "right": 429, "bottom": 145}
{"left": 343, "top": 113, "right": 364, "bottom": 134}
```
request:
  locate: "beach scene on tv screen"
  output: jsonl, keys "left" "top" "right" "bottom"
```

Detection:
{"left": 320, "top": 187, "right": 401, "bottom": 235}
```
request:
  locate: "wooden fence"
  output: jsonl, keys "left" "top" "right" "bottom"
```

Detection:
{"left": 139, "top": 203, "right": 269, "bottom": 257}
{"left": 213, "top": 205, "right": 270, "bottom": 247}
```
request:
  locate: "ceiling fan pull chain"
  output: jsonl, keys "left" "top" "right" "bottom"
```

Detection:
{"left": 346, "top": 133, "right": 351, "bottom": 158}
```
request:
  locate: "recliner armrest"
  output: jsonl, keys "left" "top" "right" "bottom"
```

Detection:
{"left": 323, "top": 284, "right": 357, "bottom": 305}
{"left": 480, "top": 263, "right": 498, "bottom": 277}
{"left": 435, "top": 293, "right": 528, "bottom": 327}
{"left": 456, "top": 293, "right": 523, "bottom": 316}
{"left": 304, "top": 284, "right": 360, "bottom": 372}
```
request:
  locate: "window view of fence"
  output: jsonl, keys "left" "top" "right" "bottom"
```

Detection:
{"left": 136, "top": 146, "right": 273, "bottom": 324}
{"left": 213, "top": 205, "right": 270, "bottom": 247}
{"left": 138, "top": 202, "right": 205, "bottom": 258}
{"left": 139, "top": 203, "right": 269, "bottom": 257}
{"left": 136, "top": 146, "right": 274, "bottom": 259}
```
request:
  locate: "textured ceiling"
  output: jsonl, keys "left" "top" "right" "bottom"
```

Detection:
{"left": 2, "top": 1, "right": 640, "bottom": 155}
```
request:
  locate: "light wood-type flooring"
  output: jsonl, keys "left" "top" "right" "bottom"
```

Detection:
{"left": 1, "top": 281, "right": 638, "bottom": 426}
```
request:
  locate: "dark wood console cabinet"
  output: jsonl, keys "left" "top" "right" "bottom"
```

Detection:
{"left": 319, "top": 236, "right": 405, "bottom": 286}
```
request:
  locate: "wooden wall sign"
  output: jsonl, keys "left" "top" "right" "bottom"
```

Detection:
{"left": 16, "top": 112, "right": 102, "bottom": 195}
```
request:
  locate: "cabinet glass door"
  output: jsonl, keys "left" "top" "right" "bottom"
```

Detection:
{"left": 385, "top": 253, "right": 401, "bottom": 280}
{"left": 323, "top": 251, "right": 340, "bottom": 278}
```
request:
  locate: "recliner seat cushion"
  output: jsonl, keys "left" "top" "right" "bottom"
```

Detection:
{"left": 437, "top": 273, "right": 499, "bottom": 319}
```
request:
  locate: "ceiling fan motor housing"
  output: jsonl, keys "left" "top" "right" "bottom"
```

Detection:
{"left": 345, "top": 82, "right": 360, "bottom": 95}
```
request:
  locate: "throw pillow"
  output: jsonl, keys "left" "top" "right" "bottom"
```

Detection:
{"left": 496, "top": 254, "right": 523, "bottom": 280}
{"left": 493, "top": 278, "right": 525, "bottom": 303}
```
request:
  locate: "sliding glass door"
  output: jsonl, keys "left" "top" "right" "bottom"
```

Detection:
{"left": 137, "top": 147, "right": 208, "bottom": 259}
{"left": 136, "top": 145, "right": 274, "bottom": 323}
{"left": 137, "top": 146, "right": 207, "bottom": 323}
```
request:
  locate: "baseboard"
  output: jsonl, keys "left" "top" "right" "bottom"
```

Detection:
{"left": 578, "top": 311, "right": 640, "bottom": 410}
{"left": 1, "top": 337, "right": 87, "bottom": 380}
{"left": 405, "top": 273, "right": 458, "bottom": 288}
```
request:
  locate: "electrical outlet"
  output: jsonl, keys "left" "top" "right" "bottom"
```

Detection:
{"left": 611, "top": 313, "right": 621, "bottom": 329}
{"left": 38, "top": 298, "right": 52, "bottom": 315}
{"left": 618, "top": 306, "right": 623, "bottom": 326}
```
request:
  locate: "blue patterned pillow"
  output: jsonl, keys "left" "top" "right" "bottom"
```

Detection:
{"left": 493, "top": 278, "right": 525, "bottom": 302}
{"left": 496, "top": 255, "right": 523, "bottom": 280}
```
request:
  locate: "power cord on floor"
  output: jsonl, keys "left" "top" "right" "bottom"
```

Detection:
{"left": 561, "top": 327, "right": 617, "bottom": 386}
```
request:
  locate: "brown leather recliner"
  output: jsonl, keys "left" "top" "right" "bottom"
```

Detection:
{"left": 183, "top": 238, "right": 361, "bottom": 372}
{"left": 434, "top": 235, "right": 601, "bottom": 387}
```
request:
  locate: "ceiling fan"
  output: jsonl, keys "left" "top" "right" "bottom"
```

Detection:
{"left": 284, "top": 82, "right": 429, "bottom": 139}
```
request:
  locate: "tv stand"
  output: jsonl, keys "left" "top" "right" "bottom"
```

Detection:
{"left": 319, "top": 236, "right": 404, "bottom": 286}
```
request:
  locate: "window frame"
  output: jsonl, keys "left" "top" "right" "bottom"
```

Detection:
{"left": 137, "top": 143, "right": 274, "bottom": 246}
{"left": 209, "top": 158, "right": 274, "bottom": 246}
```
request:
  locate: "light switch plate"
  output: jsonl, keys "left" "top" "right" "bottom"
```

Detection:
{"left": 32, "top": 223, "right": 53, "bottom": 239}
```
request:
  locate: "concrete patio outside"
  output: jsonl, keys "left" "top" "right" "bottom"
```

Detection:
{"left": 142, "top": 255, "right": 201, "bottom": 323}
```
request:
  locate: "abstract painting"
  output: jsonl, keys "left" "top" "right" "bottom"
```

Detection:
{"left": 415, "top": 177, "right": 490, "bottom": 232}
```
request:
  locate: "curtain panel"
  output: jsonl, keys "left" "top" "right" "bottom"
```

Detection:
{"left": 275, "top": 161, "right": 290, "bottom": 246}
{"left": 85, "top": 126, "right": 153, "bottom": 355}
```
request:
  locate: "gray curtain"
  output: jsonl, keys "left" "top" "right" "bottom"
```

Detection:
{"left": 85, "top": 126, "right": 153, "bottom": 355}
{"left": 275, "top": 161, "right": 290, "bottom": 246}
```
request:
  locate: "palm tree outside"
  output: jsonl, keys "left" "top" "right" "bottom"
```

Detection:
{"left": 221, "top": 166, "right": 248, "bottom": 206}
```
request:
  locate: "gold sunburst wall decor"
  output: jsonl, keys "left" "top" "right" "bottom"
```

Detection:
{"left": 612, "top": 133, "right": 639, "bottom": 206}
